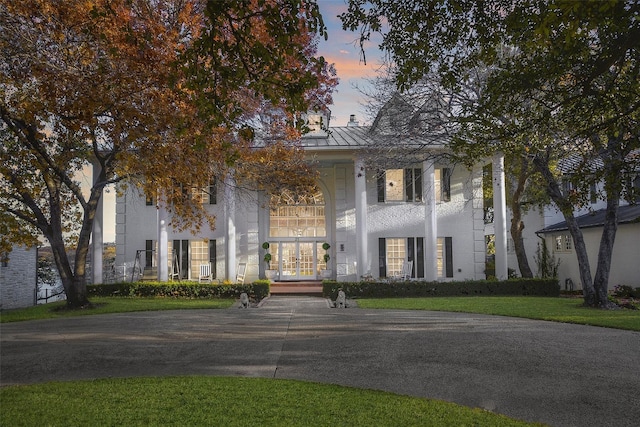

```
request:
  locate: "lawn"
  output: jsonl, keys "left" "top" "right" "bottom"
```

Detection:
{"left": 356, "top": 296, "right": 640, "bottom": 331}
{"left": 0, "top": 376, "right": 542, "bottom": 427}
{"left": 0, "top": 297, "right": 234, "bottom": 323}
{"left": 2, "top": 296, "right": 635, "bottom": 426}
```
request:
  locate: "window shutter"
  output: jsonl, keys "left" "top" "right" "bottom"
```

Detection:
{"left": 209, "top": 178, "right": 217, "bottom": 204}
{"left": 416, "top": 237, "right": 424, "bottom": 278}
{"left": 145, "top": 240, "right": 153, "bottom": 267}
{"left": 407, "top": 238, "right": 414, "bottom": 278}
{"left": 445, "top": 237, "right": 453, "bottom": 278}
{"left": 405, "top": 169, "right": 414, "bottom": 202}
{"left": 442, "top": 168, "right": 452, "bottom": 202}
{"left": 378, "top": 238, "right": 387, "bottom": 277}
{"left": 209, "top": 240, "right": 217, "bottom": 279}
{"left": 414, "top": 168, "right": 422, "bottom": 202}
{"left": 377, "top": 173, "right": 385, "bottom": 202}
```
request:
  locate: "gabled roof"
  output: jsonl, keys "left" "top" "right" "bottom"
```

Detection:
{"left": 537, "top": 204, "right": 640, "bottom": 234}
{"left": 557, "top": 149, "right": 640, "bottom": 175}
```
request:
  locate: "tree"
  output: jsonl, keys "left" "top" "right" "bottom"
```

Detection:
{"left": 504, "top": 155, "right": 549, "bottom": 279}
{"left": 1, "top": 0, "right": 336, "bottom": 308}
{"left": 341, "top": 0, "right": 640, "bottom": 308}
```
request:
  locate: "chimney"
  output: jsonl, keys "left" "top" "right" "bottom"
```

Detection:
{"left": 347, "top": 114, "right": 359, "bottom": 127}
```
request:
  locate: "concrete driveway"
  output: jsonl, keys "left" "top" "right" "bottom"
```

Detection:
{"left": 2, "top": 296, "right": 639, "bottom": 426}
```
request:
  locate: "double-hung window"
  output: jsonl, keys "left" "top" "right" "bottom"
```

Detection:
{"left": 378, "top": 237, "right": 425, "bottom": 279}
{"left": 192, "top": 178, "right": 217, "bottom": 205}
{"left": 554, "top": 234, "right": 572, "bottom": 252}
{"left": 167, "top": 239, "right": 217, "bottom": 280}
{"left": 377, "top": 168, "right": 422, "bottom": 202}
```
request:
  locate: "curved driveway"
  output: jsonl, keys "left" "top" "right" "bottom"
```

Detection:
{"left": 2, "top": 296, "right": 639, "bottom": 426}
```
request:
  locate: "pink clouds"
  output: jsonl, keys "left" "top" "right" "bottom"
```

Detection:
{"left": 316, "top": 1, "right": 384, "bottom": 126}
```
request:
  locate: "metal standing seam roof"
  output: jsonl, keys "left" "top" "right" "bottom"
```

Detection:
{"left": 537, "top": 204, "right": 640, "bottom": 234}
{"left": 300, "top": 126, "right": 449, "bottom": 150}
{"left": 299, "top": 126, "right": 372, "bottom": 148}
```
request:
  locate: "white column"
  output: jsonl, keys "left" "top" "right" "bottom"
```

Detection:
{"left": 157, "top": 200, "right": 168, "bottom": 281}
{"left": 354, "top": 157, "right": 368, "bottom": 278}
{"left": 91, "top": 162, "right": 103, "bottom": 285}
{"left": 423, "top": 161, "right": 438, "bottom": 281}
{"left": 225, "top": 172, "right": 237, "bottom": 281}
{"left": 492, "top": 153, "right": 508, "bottom": 280}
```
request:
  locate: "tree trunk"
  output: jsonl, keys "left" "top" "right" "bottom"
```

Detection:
{"left": 44, "top": 170, "right": 102, "bottom": 309}
{"left": 511, "top": 216, "right": 533, "bottom": 278}
{"left": 49, "top": 232, "right": 89, "bottom": 308}
{"left": 509, "top": 157, "right": 533, "bottom": 278}
{"left": 592, "top": 176, "right": 621, "bottom": 309}
{"left": 66, "top": 177, "right": 104, "bottom": 308}
{"left": 533, "top": 156, "right": 595, "bottom": 303}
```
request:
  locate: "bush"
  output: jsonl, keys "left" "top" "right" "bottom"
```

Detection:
{"left": 613, "top": 285, "right": 640, "bottom": 299}
{"left": 322, "top": 278, "right": 559, "bottom": 300}
{"left": 88, "top": 280, "right": 270, "bottom": 302}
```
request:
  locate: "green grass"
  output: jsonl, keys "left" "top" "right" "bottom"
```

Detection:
{"left": 0, "top": 297, "right": 234, "bottom": 323}
{"left": 357, "top": 296, "right": 640, "bottom": 331}
{"left": 0, "top": 376, "right": 542, "bottom": 427}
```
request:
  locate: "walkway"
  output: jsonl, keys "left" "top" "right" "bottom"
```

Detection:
{"left": 1, "top": 296, "right": 639, "bottom": 427}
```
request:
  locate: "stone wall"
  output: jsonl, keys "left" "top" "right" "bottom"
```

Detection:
{"left": 0, "top": 244, "right": 37, "bottom": 309}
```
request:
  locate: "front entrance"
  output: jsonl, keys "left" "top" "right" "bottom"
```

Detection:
{"left": 268, "top": 189, "right": 329, "bottom": 281}
{"left": 270, "top": 241, "right": 326, "bottom": 280}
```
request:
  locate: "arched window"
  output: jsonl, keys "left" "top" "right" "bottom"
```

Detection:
{"left": 269, "top": 189, "right": 326, "bottom": 238}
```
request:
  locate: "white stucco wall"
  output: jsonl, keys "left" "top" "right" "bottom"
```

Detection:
{"left": 115, "top": 155, "right": 487, "bottom": 283}
{"left": 548, "top": 222, "right": 640, "bottom": 290}
{"left": 115, "top": 185, "right": 229, "bottom": 282}
{"left": 367, "top": 164, "right": 485, "bottom": 281}
{"left": 0, "top": 244, "right": 37, "bottom": 309}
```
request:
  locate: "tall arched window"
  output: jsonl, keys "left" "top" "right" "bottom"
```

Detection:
{"left": 269, "top": 189, "right": 326, "bottom": 237}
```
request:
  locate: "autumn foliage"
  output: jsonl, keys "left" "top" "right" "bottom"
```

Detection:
{"left": 0, "top": 0, "right": 336, "bottom": 307}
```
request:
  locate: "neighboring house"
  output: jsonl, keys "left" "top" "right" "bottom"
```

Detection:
{"left": 531, "top": 155, "right": 640, "bottom": 291}
{"left": 112, "top": 108, "right": 508, "bottom": 284}
{"left": 537, "top": 204, "right": 640, "bottom": 290}
{"left": 0, "top": 243, "right": 37, "bottom": 310}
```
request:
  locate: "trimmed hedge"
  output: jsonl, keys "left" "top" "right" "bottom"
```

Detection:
{"left": 87, "top": 280, "right": 270, "bottom": 301}
{"left": 323, "top": 278, "right": 559, "bottom": 300}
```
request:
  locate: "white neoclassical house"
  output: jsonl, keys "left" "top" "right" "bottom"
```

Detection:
{"left": 108, "top": 108, "right": 511, "bottom": 285}
{"left": 82, "top": 105, "right": 637, "bottom": 291}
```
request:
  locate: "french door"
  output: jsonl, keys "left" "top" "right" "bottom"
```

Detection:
{"left": 274, "top": 241, "right": 318, "bottom": 280}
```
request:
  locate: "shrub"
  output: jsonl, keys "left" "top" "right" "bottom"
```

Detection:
{"left": 613, "top": 285, "right": 640, "bottom": 299}
{"left": 322, "top": 278, "right": 559, "bottom": 300}
{"left": 88, "top": 280, "right": 270, "bottom": 302}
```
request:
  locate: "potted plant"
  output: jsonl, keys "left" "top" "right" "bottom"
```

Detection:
{"left": 262, "top": 242, "right": 277, "bottom": 280}
{"left": 321, "top": 242, "right": 332, "bottom": 279}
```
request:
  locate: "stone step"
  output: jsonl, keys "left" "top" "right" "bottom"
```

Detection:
{"left": 269, "top": 281, "right": 323, "bottom": 296}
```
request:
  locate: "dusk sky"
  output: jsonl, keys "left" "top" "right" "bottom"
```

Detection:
{"left": 316, "top": 0, "right": 384, "bottom": 127}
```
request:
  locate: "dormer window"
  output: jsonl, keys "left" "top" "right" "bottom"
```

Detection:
{"left": 307, "top": 113, "right": 323, "bottom": 132}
